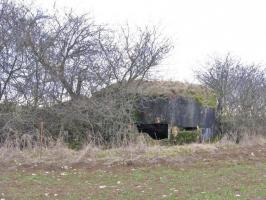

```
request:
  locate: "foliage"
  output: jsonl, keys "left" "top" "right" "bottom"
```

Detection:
{"left": 170, "top": 129, "right": 200, "bottom": 145}
{"left": 193, "top": 93, "right": 217, "bottom": 108}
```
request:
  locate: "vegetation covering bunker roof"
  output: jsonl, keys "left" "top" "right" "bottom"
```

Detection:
{"left": 129, "top": 80, "right": 217, "bottom": 108}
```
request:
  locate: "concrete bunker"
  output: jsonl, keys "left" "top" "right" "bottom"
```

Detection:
{"left": 135, "top": 95, "right": 216, "bottom": 141}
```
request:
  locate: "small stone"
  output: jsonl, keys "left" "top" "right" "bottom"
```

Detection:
{"left": 117, "top": 181, "right": 121, "bottom": 184}
{"left": 99, "top": 185, "right": 106, "bottom": 189}
{"left": 60, "top": 172, "right": 67, "bottom": 176}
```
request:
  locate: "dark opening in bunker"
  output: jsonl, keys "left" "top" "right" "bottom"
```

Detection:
{"left": 136, "top": 123, "right": 168, "bottom": 140}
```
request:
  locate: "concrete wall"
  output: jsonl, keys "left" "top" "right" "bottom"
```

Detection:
{"left": 136, "top": 95, "right": 215, "bottom": 129}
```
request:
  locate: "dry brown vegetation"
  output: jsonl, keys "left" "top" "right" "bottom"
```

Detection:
{"left": 1, "top": 134, "right": 265, "bottom": 168}
{"left": 134, "top": 80, "right": 210, "bottom": 96}
{"left": 127, "top": 80, "right": 216, "bottom": 107}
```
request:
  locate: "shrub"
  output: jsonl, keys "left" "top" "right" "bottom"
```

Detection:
{"left": 170, "top": 130, "right": 200, "bottom": 145}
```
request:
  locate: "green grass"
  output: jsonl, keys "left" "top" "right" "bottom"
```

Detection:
{"left": 0, "top": 161, "right": 265, "bottom": 200}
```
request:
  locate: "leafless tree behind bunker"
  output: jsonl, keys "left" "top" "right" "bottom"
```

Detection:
{"left": 196, "top": 54, "right": 266, "bottom": 142}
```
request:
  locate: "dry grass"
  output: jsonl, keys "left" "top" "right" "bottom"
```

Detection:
{"left": 1, "top": 134, "right": 266, "bottom": 168}
{"left": 220, "top": 133, "right": 266, "bottom": 146}
{"left": 134, "top": 80, "right": 207, "bottom": 96}
{"left": 130, "top": 80, "right": 217, "bottom": 107}
{"left": 0, "top": 140, "right": 76, "bottom": 165}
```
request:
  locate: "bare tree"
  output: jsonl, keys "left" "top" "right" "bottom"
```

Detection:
{"left": 26, "top": 11, "right": 103, "bottom": 100}
{"left": 95, "top": 26, "right": 172, "bottom": 86}
{"left": 196, "top": 54, "right": 266, "bottom": 141}
{"left": 0, "top": 0, "right": 29, "bottom": 101}
{"left": 0, "top": 0, "right": 173, "bottom": 147}
{"left": 0, "top": 1, "right": 173, "bottom": 146}
{"left": 196, "top": 54, "right": 239, "bottom": 135}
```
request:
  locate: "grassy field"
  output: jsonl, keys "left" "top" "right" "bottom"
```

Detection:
{"left": 0, "top": 143, "right": 266, "bottom": 200}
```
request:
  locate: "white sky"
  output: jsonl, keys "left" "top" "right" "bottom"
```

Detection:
{"left": 28, "top": 0, "right": 266, "bottom": 82}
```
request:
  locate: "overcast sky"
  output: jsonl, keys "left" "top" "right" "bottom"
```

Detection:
{"left": 28, "top": 0, "right": 266, "bottom": 82}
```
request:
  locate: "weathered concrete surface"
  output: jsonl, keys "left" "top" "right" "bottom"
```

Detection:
{"left": 136, "top": 95, "right": 215, "bottom": 129}
{"left": 136, "top": 96, "right": 216, "bottom": 140}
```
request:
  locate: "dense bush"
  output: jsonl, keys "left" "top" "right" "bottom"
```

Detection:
{"left": 169, "top": 130, "right": 200, "bottom": 145}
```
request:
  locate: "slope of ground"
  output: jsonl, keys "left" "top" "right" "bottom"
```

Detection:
{"left": 0, "top": 142, "right": 266, "bottom": 200}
